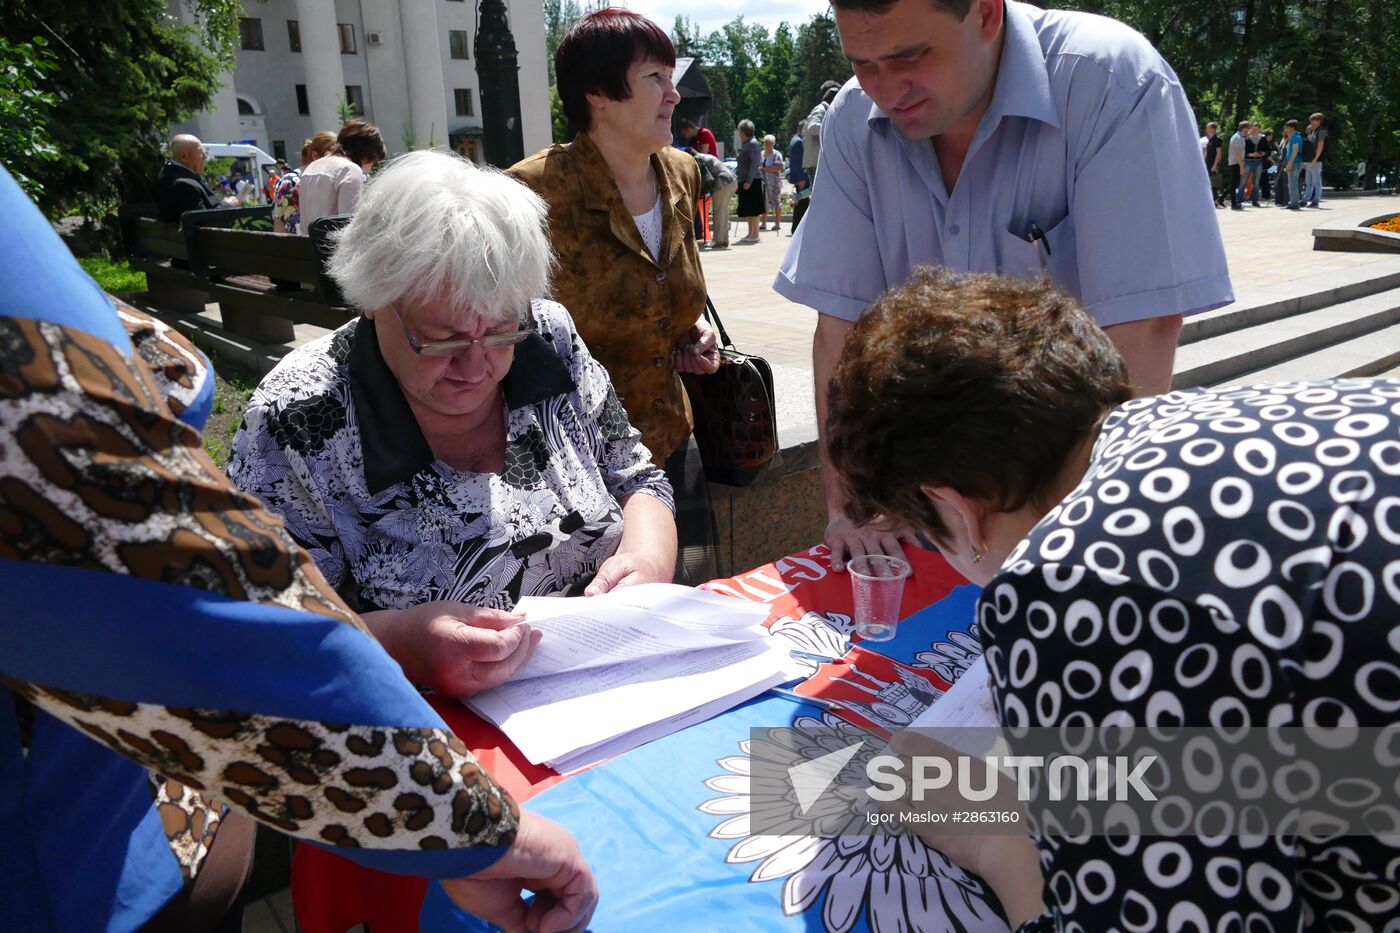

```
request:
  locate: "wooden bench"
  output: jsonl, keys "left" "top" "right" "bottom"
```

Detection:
{"left": 182, "top": 211, "right": 353, "bottom": 343}
{"left": 118, "top": 204, "right": 217, "bottom": 315}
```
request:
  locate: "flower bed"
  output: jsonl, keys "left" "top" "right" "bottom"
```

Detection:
{"left": 1314, "top": 211, "right": 1400, "bottom": 253}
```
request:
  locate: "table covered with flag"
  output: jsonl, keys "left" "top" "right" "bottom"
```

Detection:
{"left": 292, "top": 544, "right": 1010, "bottom": 932}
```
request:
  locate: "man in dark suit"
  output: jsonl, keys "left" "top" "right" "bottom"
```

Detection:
{"left": 155, "top": 134, "right": 219, "bottom": 222}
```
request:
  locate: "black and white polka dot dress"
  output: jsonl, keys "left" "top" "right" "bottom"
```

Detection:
{"left": 979, "top": 379, "right": 1400, "bottom": 931}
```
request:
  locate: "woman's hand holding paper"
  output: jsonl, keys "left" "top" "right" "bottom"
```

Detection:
{"left": 362, "top": 601, "right": 542, "bottom": 697}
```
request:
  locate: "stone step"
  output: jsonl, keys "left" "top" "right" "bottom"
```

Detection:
{"left": 1173, "top": 290, "right": 1400, "bottom": 389}
{"left": 1217, "top": 322, "right": 1400, "bottom": 385}
{"left": 1180, "top": 260, "right": 1400, "bottom": 344}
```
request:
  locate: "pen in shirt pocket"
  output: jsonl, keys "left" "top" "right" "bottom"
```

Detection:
{"left": 1027, "top": 221, "right": 1051, "bottom": 270}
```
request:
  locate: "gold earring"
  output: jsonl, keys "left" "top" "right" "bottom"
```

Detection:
{"left": 971, "top": 550, "right": 984, "bottom": 563}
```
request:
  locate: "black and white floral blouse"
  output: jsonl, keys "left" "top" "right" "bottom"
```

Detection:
{"left": 229, "top": 300, "right": 673, "bottom": 612}
{"left": 980, "top": 379, "right": 1400, "bottom": 931}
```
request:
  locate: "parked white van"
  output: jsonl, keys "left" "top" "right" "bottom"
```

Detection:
{"left": 203, "top": 143, "right": 279, "bottom": 203}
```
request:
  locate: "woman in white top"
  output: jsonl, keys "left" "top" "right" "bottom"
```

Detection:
{"left": 295, "top": 120, "right": 386, "bottom": 234}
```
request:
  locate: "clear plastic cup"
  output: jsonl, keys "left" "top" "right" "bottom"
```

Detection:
{"left": 848, "top": 554, "right": 911, "bottom": 642}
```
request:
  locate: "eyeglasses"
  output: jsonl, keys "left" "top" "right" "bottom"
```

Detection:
{"left": 389, "top": 303, "right": 531, "bottom": 357}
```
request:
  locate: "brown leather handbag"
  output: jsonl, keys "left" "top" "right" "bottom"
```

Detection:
{"left": 680, "top": 297, "right": 778, "bottom": 487}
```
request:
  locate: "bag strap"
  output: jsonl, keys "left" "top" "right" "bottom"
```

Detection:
{"left": 703, "top": 296, "right": 735, "bottom": 350}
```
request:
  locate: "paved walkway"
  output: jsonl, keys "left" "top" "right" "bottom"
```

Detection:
{"left": 700, "top": 195, "right": 1400, "bottom": 437}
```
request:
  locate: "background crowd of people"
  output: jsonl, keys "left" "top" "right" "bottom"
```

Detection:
{"left": 676, "top": 80, "right": 840, "bottom": 247}
{"left": 1202, "top": 111, "right": 1329, "bottom": 210}
{"left": 156, "top": 121, "right": 387, "bottom": 235}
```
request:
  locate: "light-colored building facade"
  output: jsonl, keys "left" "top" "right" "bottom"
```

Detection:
{"left": 170, "top": 0, "right": 550, "bottom": 165}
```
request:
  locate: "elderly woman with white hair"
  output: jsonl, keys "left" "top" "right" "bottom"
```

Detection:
{"left": 230, "top": 149, "right": 677, "bottom": 698}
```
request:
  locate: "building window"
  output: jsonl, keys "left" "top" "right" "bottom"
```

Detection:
{"left": 239, "top": 18, "right": 265, "bottom": 51}
{"left": 449, "top": 30, "right": 470, "bottom": 59}
{"left": 454, "top": 88, "right": 474, "bottom": 117}
{"left": 295, "top": 84, "right": 309, "bottom": 115}
{"left": 345, "top": 85, "right": 365, "bottom": 116}
{"left": 287, "top": 20, "right": 301, "bottom": 53}
{"left": 338, "top": 23, "right": 357, "bottom": 54}
{"left": 272, "top": 140, "right": 287, "bottom": 161}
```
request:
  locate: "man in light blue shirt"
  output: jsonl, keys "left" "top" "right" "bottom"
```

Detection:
{"left": 775, "top": 0, "right": 1232, "bottom": 568}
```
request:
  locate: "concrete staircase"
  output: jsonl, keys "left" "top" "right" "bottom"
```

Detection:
{"left": 1173, "top": 260, "right": 1400, "bottom": 388}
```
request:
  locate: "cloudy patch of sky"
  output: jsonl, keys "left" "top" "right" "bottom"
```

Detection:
{"left": 616, "top": 0, "right": 836, "bottom": 41}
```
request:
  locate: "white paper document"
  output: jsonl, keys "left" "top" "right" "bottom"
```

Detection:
{"left": 467, "top": 584, "right": 801, "bottom": 768}
{"left": 511, "top": 584, "right": 772, "bottom": 681}
{"left": 907, "top": 655, "right": 1009, "bottom": 760}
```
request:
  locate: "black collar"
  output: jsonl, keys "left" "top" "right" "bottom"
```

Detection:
{"left": 162, "top": 160, "right": 213, "bottom": 190}
{"left": 348, "top": 315, "right": 576, "bottom": 494}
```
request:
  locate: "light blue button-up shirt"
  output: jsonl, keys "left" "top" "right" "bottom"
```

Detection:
{"left": 775, "top": 0, "right": 1233, "bottom": 327}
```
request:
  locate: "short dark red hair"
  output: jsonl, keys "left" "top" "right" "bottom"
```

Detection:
{"left": 555, "top": 8, "right": 676, "bottom": 132}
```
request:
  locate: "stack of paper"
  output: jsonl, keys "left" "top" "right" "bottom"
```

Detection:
{"left": 907, "top": 655, "right": 1009, "bottom": 760}
{"left": 465, "top": 584, "right": 804, "bottom": 772}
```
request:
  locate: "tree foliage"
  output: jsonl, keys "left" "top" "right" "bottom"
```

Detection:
{"left": 783, "top": 15, "right": 853, "bottom": 139}
{"left": 670, "top": 1, "right": 1398, "bottom": 180}
{"left": 0, "top": 0, "right": 249, "bottom": 217}
{"left": 744, "top": 23, "right": 795, "bottom": 141}
{"left": 680, "top": 12, "right": 851, "bottom": 154}
{"left": 0, "top": 36, "right": 61, "bottom": 200}
{"left": 1038, "top": 0, "right": 1400, "bottom": 185}
{"left": 702, "top": 67, "right": 736, "bottom": 148}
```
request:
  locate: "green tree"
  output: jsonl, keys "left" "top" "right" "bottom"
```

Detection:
{"left": 703, "top": 66, "right": 736, "bottom": 152}
{"left": 744, "top": 23, "right": 795, "bottom": 139}
{"left": 698, "top": 18, "right": 768, "bottom": 131}
{"left": 672, "top": 16, "right": 703, "bottom": 58}
{"left": 1349, "top": 0, "right": 1400, "bottom": 180}
{"left": 0, "top": 0, "right": 247, "bottom": 217}
{"left": 0, "top": 36, "right": 61, "bottom": 199}
{"left": 543, "top": 0, "right": 583, "bottom": 85}
{"left": 783, "top": 14, "right": 853, "bottom": 135}
{"left": 1040, "top": 0, "right": 1394, "bottom": 186}
{"left": 549, "top": 84, "right": 575, "bottom": 145}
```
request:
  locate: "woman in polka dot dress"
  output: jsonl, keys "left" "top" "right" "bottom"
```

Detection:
{"left": 826, "top": 267, "right": 1400, "bottom": 931}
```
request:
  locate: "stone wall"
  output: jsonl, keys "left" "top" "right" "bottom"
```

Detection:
{"left": 710, "top": 437, "right": 826, "bottom": 576}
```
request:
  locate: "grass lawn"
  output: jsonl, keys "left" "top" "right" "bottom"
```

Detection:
{"left": 202, "top": 361, "right": 256, "bottom": 469}
{"left": 79, "top": 258, "right": 146, "bottom": 297}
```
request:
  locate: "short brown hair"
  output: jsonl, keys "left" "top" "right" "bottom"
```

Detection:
{"left": 827, "top": 268, "right": 1131, "bottom": 542}
{"left": 831, "top": 0, "right": 975, "bottom": 19}
{"left": 555, "top": 9, "right": 675, "bottom": 132}
{"left": 336, "top": 120, "right": 386, "bottom": 167}
{"left": 1285, "top": 119, "right": 1300, "bottom": 129}
{"left": 1310, "top": 112, "right": 1324, "bottom": 123}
